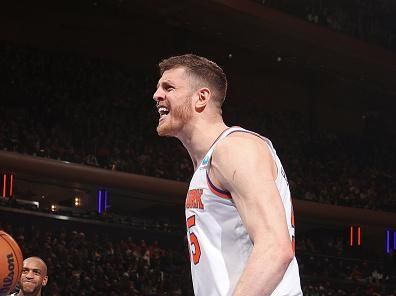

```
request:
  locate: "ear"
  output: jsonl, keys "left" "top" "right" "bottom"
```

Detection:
{"left": 195, "top": 87, "right": 211, "bottom": 111}
{"left": 42, "top": 275, "right": 48, "bottom": 286}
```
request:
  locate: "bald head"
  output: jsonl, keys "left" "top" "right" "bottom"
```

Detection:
{"left": 19, "top": 256, "right": 48, "bottom": 295}
{"left": 23, "top": 257, "right": 47, "bottom": 276}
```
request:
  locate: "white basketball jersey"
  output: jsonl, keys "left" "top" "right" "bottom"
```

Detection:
{"left": 185, "top": 127, "right": 302, "bottom": 296}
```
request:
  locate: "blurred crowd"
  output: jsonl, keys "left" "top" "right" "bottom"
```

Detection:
{"left": 1, "top": 42, "right": 395, "bottom": 212}
{"left": 256, "top": 0, "right": 396, "bottom": 50}
{"left": 298, "top": 230, "right": 396, "bottom": 295}
{"left": 1, "top": 219, "right": 192, "bottom": 295}
{"left": 1, "top": 211, "right": 395, "bottom": 295}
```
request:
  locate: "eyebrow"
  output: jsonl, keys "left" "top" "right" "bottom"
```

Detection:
{"left": 156, "top": 80, "right": 173, "bottom": 89}
{"left": 23, "top": 268, "right": 42, "bottom": 274}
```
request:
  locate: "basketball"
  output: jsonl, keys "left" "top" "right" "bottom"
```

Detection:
{"left": 0, "top": 231, "right": 24, "bottom": 295}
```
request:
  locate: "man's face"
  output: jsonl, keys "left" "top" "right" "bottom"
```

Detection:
{"left": 19, "top": 258, "right": 48, "bottom": 295}
{"left": 153, "top": 67, "right": 195, "bottom": 137}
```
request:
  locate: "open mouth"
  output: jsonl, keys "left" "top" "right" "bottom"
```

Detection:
{"left": 158, "top": 106, "right": 170, "bottom": 121}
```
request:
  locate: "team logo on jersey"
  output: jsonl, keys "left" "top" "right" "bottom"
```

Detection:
{"left": 202, "top": 155, "right": 210, "bottom": 166}
{"left": 185, "top": 189, "right": 204, "bottom": 209}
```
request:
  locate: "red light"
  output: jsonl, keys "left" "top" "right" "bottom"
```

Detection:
{"left": 2, "top": 174, "right": 6, "bottom": 198}
{"left": 9, "top": 174, "right": 14, "bottom": 197}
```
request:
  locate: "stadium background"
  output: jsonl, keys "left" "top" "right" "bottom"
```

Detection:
{"left": 1, "top": 0, "right": 396, "bottom": 295}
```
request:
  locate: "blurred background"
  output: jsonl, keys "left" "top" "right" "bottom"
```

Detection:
{"left": 0, "top": 0, "right": 395, "bottom": 295}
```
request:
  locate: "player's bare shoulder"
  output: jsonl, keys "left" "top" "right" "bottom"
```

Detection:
{"left": 213, "top": 132, "right": 274, "bottom": 165}
{"left": 211, "top": 132, "right": 277, "bottom": 188}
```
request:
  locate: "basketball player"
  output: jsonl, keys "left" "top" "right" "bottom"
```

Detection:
{"left": 9, "top": 257, "right": 48, "bottom": 296}
{"left": 153, "top": 54, "right": 302, "bottom": 296}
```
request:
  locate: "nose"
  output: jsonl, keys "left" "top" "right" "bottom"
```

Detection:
{"left": 153, "top": 87, "right": 165, "bottom": 104}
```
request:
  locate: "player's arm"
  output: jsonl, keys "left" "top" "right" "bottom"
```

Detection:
{"left": 210, "top": 133, "right": 294, "bottom": 296}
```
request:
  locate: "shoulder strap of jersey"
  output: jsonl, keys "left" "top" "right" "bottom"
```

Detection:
{"left": 204, "top": 126, "right": 281, "bottom": 199}
{"left": 203, "top": 126, "right": 246, "bottom": 199}
{"left": 206, "top": 126, "right": 245, "bottom": 157}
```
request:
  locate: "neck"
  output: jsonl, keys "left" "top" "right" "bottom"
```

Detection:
{"left": 177, "top": 118, "right": 228, "bottom": 169}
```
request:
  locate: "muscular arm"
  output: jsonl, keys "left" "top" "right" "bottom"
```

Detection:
{"left": 210, "top": 133, "right": 294, "bottom": 296}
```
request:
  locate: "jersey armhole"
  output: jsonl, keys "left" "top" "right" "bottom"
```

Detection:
{"left": 206, "top": 159, "right": 232, "bottom": 200}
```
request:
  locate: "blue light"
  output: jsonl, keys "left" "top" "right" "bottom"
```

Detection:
{"left": 104, "top": 190, "right": 108, "bottom": 211}
{"left": 394, "top": 231, "right": 396, "bottom": 251}
{"left": 386, "top": 230, "right": 390, "bottom": 254}
{"left": 98, "top": 190, "right": 102, "bottom": 214}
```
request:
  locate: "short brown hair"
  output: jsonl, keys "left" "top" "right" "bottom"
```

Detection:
{"left": 159, "top": 54, "right": 227, "bottom": 106}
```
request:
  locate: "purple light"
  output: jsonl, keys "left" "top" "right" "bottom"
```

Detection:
{"left": 386, "top": 230, "right": 390, "bottom": 254}
{"left": 98, "top": 190, "right": 102, "bottom": 214}
{"left": 394, "top": 231, "right": 396, "bottom": 250}
{"left": 104, "top": 190, "right": 108, "bottom": 212}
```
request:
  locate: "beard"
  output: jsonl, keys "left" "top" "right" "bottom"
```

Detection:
{"left": 157, "top": 98, "right": 193, "bottom": 137}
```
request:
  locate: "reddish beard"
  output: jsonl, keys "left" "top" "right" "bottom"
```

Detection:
{"left": 157, "top": 98, "right": 192, "bottom": 136}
